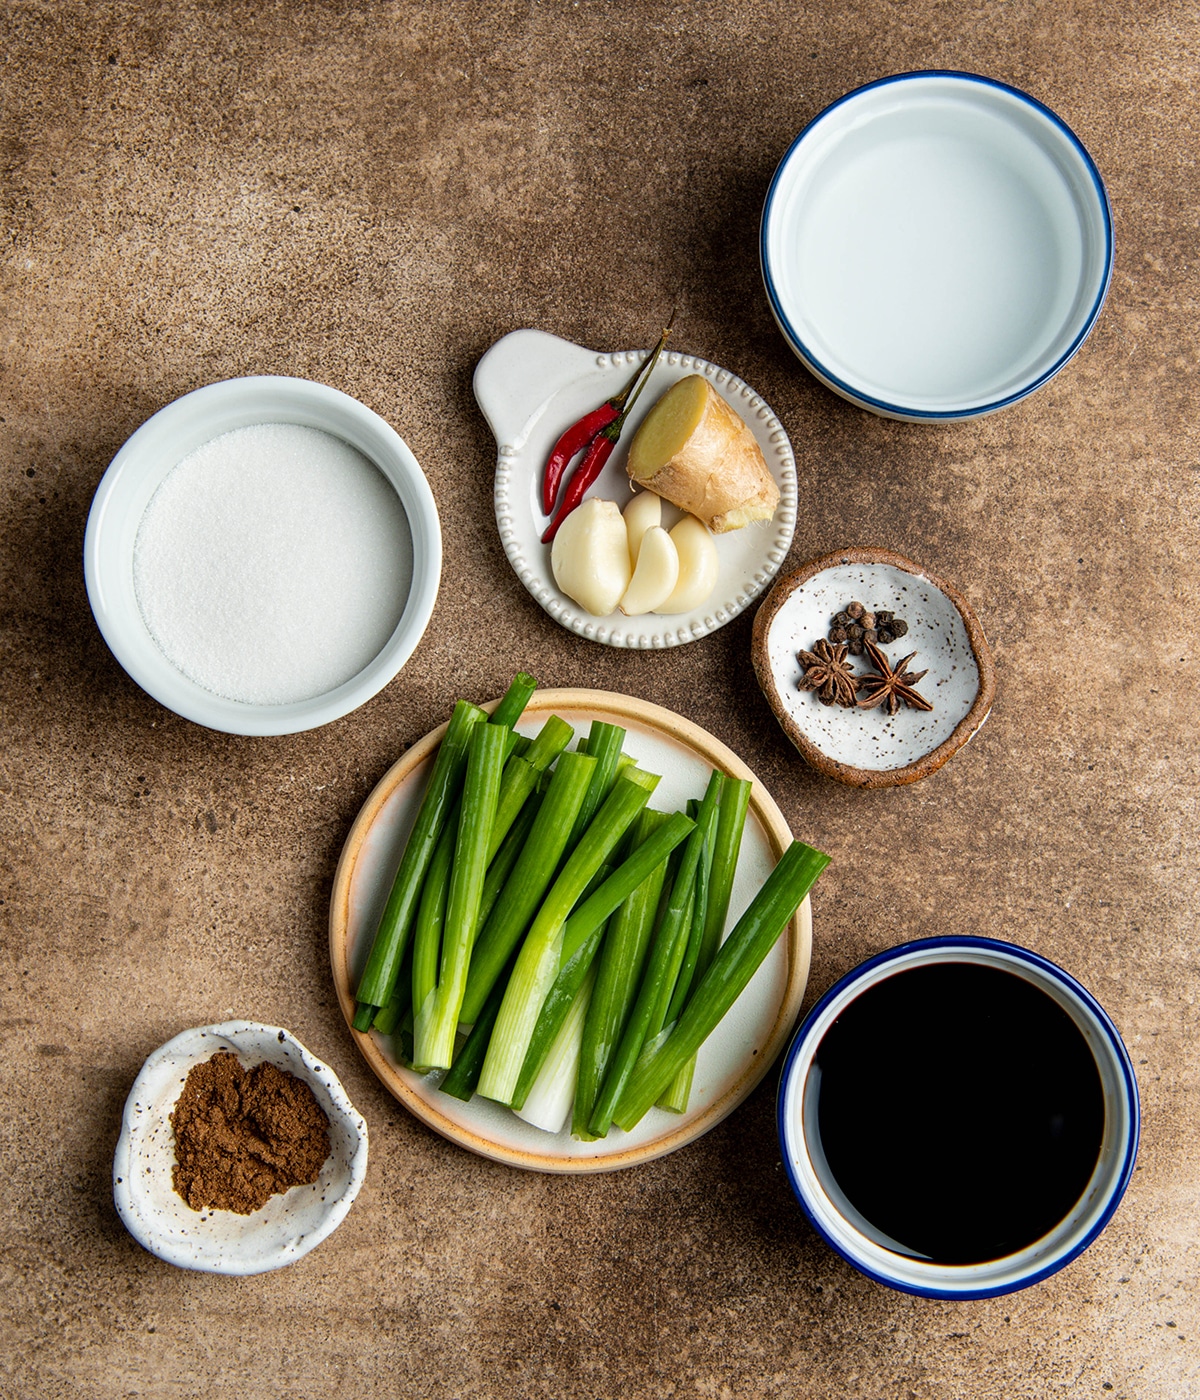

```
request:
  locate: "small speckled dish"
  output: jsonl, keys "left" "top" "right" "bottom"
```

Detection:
{"left": 752, "top": 548, "right": 996, "bottom": 787}
{"left": 113, "top": 1021, "right": 368, "bottom": 1276}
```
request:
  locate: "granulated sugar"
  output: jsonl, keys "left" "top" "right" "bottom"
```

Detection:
{"left": 133, "top": 423, "right": 412, "bottom": 705}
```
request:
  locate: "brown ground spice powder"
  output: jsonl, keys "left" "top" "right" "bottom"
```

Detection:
{"left": 170, "top": 1052, "right": 331, "bottom": 1214}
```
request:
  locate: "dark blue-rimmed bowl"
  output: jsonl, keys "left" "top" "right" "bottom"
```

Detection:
{"left": 761, "top": 72, "right": 1113, "bottom": 421}
{"left": 777, "top": 937, "right": 1139, "bottom": 1298}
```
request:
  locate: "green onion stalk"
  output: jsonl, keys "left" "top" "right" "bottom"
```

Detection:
{"left": 655, "top": 775, "right": 751, "bottom": 1110}
{"left": 475, "top": 787, "right": 544, "bottom": 934}
{"left": 408, "top": 802, "right": 458, "bottom": 1043}
{"left": 656, "top": 781, "right": 725, "bottom": 1112}
{"left": 412, "top": 721, "right": 509, "bottom": 1069}
{"left": 352, "top": 700, "right": 487, "bottom": 1029}
{"left": 571, "top": 809, "right": 673, "bottom": 1139}
{"left": 487, "top": 716, "right": 574, "bottom": 862}
{"left": 508, "top": 809, "right": 695, "bottom": 1113}
{"left": 351, "top": 675, "right": 537, "bottom": 1031}
{"left": 612, "top": 839, "right": 830, "bottom": 1132}
{"left": 476, "top": 768, "right": 660, "bottom": 1106}
{"left": 439, "top": 947, "right": 517, "bottom": 1101}
{"left": 587, "top": 773, "right": 721, "bottom": 1138}
{"left": 458, "top": 750, "right": 597, "bottom": 1027}
{"left": 698, "top": 777, "right": 751, "bottom": 972}
{"left": 516, "top": 964, "right": 597, "bottom": 1135}
{"left": 566, "top": 722, "right": 626, "bottom": 848}
{"left": 371, "top": 939, "right": 415, "bottom": 1036}
{"left": 372, "top": 785, "right": 543, "bottom": 1037}
{"left": 490, "top": 672, "right": 538, "bottom": 728}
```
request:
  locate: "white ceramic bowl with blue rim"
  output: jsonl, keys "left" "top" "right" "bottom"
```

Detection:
{"left": 761, "top": 72, "right": 1113, "bottom": 421}
{"left": 777, "top": 937, "right": 1139, "bottom": 1298}
{"left": 84, "top": 376, "right": 442, "bottom": 735}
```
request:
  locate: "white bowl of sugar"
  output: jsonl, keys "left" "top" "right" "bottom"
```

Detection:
{"left": 84, "top": 376, "right": 441, "bottom": 735}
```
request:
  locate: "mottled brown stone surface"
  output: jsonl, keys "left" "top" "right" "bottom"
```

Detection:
{"left": 2, "top": 2, "right": 1197, "bottom": 1397}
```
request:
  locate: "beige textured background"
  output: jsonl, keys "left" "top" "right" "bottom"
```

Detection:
{"left": 2, "top": 2, "right": 1197, "bottom": 1397}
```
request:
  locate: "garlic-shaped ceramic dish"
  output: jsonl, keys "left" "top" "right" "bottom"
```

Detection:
{"left": 113, "top": 1021, "right": 368, "bottom": 1275}
{"left": 752, "top": 547, "right": 996, "bottom": 787}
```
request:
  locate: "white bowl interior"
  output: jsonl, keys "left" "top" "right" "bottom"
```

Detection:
{"left": 763, "top": 74, "right": 1111, "bottom": 415}
{"left": 779, "top": 945, "right": 1137, "bottom": 1296}
{"left": 113, "top": 1021, "right": 369, "bottom": 1276}
{"left": 763, "top": 561, "right": 981, "bottom": 772}
{"left": 84, "top": 376, "right": 441, "bottom": 735}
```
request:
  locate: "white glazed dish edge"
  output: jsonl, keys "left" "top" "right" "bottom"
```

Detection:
{"left": 761, "top": 72, "right": 1113, "bottom": 421}
{"left": 475, "top": 329, "right": 797, "bottom": 648}
{"left": 113, "top": 1020, "right": 369, "bottom": 1276}
{"left": 84, "top": 376, "right": 442, "bottom": 735}
{"left": 777, "top": 937, "right": 1139, "bottom": 1298}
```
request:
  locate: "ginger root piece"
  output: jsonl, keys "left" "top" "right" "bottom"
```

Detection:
{"left": 626, "top": 376, "right": 779, "bottom": 533}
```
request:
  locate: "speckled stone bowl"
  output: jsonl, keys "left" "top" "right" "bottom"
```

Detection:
{"left": 752, "top": 548, "right": 996, "bottom": 787}
{"left": 113, "top": 1021, "right": 368, "bottom": 1275}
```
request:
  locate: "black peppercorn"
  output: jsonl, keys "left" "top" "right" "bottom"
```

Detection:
{"left": 827, "top": 601, "right": 908, "bottom": 650}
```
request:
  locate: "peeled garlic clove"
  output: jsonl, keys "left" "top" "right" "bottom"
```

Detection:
{"left": 658, "top": 515, "right": 719, "bottom": 613}
{"left": 622, "top": 490, "right": 662, "bottom": 566}
{"left": 618, "top": 525, "right": 679, "bottom": 616}
{"left": 551, "top": 498, "right": 631, "bottom": 616}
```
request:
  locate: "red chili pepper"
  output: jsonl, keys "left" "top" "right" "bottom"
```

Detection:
{"left": 542, "top": 394, "right": 624, "bottom": 516}
{"left": 542, "top": 432, "right": 618, "bottom": 542}
{"left": 541, "top": 312, "right": 676, "bottom": 517}
{"left": 541, "top": 314, "right": 675, "bottom": 543}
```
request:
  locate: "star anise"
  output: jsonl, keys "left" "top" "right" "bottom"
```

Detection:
{"left": 855, "top": 640, "right": 933, "bottom": 715}
{"left": 797, "top": 639, "right": 859, "bottom": 708}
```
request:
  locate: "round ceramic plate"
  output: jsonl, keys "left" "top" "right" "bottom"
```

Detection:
{"left": 474, "top": 330, "right": 797, "bottom": 648}
{"left": 329, "top": 688, "right": 813, "bottom": 1173}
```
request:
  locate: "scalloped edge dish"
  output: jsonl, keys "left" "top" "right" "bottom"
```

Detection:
{"left": 475, "top": 330, "right": 797, "bottom": 648}
{"left": 329, "top": 688, "right": 813, "bottom": 1173}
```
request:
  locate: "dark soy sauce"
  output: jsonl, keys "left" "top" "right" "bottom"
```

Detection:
{"left": 814, "top": 962, "right": 1105, "bottom": 1265}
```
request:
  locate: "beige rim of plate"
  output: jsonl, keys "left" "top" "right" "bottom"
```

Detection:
{"left": 329, "top": 687, "right": 812, "bottom": 1173}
